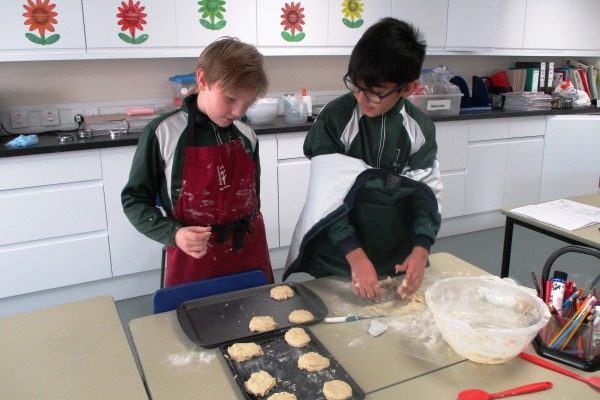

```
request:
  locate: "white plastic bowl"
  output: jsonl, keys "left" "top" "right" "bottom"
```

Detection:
{"left": 425, "top": 276, "right": 550, "bottom": 364}
{"left": 245, "top": 98, "right": 280, "bottom": 125}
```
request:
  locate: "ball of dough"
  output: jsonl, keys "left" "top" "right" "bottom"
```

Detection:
{"left": 270, "top": 285, "right": 295, "bottom": 301}
{"left": 297, "top": 351, "right": 330, "bottom": 372}
{"left": 284, "top": 327, "right": 311, "bottom": 348}
{"left": 267, "top": 392, "right": 297, "bottom": 400}
{"left": 323, "top": 380, "right": 352, "bottom": 400}
{"left": 249, "top": 316, "right": 278, "bottom": 333}
{"left": 244, "top": 370, "right": 276, "bottom": 397}
{"left": 227, "top": 342, "right": 263, "bottom": 362}
{"left": 288, "top": 309, "right": 315, "bottom": 324}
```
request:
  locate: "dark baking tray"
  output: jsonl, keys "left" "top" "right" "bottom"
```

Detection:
{"left": 221, "top": 327, "right": 365, "bottom": 400}
{"left": 177, "top": 282, "right": 328, "bottom": 348}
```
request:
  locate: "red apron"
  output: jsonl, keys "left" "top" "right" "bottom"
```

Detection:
{"left": 164, "top": 108, "right": 273, "bottom": 287}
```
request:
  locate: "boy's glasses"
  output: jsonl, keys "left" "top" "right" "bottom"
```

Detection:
{"left": 343, "top": 74, "right": 405, "bottom": 104}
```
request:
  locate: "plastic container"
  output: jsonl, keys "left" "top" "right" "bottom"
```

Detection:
{"left": 169, "top": 73, "right": 196, "bottom": 107}
{"left": 425, "top": 276, "right": 550, "bottom": 364}
{"left": 245, "top": 98, "right": 280, "bottom": 125}
{"left": 407, "top": 93, "right": 463, "bottom": 116}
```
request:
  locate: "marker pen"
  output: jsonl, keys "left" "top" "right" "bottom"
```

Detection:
{"left": 548, "top": 270, "right": 568, "bottom": 312}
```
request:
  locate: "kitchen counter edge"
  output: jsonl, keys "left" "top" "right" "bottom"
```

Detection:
{"left": 1, "top": 106, "right": 597, "bottom": 158}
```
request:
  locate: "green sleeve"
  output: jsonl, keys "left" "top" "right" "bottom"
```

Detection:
{"left": 121, "top": 127, "right": 182, "bottom": 246}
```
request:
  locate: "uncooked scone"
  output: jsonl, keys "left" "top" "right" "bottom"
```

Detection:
{"left": 267, "top": 392, "right": 297, "bottom": 400}
{"left": 284, "top": 327, "right": 311, "bottom": 348}
{"left": 270, "top": 285, "right": 295, "bottom": 300}
{"left": 249, "top": 316, "right": 278, "bottom": 332}
{"left": 288, "top": 309, "right": 314, "bottom": 324}
{"left": 227, "top": 342, "right": 263, "bottom": 362}
{"left": 323, "top": 379, "right": 352, "bottom": 400}
{"left": 297, "top": 351, "right": 330, "bottom": 372}
{"left": 244, "top": 370, "right": 276, "bottom": 396}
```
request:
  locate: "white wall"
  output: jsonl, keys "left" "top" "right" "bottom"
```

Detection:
{"left": 0, "top": 55, "right": 572, "bottom": 109}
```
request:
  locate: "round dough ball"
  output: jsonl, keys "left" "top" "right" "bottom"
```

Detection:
{"left": 249, "top": 316, "right": 278, "bottom": 333}
{"left": 284, "top": 327, "right": 311, "bottom": 348}
{"left": 244, "top": 370, "right": 276, "bottom": 397}
{"left": 288, "top": 309, "right": 315, "bottom": 324}
{"left": 297, "top": 351, "right": 330, "bottom": 372}
{"left": 323, "top": 380, "right": 352, "bottom": 400}
{"left": 227, "top": 342, "right": 263, "bottom": 362}
{"left": 267, "top": 392, "right": 297, "bottom": 400}
{"left": 270, "top": 285, "right": 295, "bottom": 301}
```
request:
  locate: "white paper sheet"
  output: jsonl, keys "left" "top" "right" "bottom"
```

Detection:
{"left": 510, "top": 198, "right": 600, "bottom": 231}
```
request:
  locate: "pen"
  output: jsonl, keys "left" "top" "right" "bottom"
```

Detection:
{"left": 531, "top": 271, "right": 541, "bottom": 298}
{"left": 324, "top": 315, "right": 385, "bottom": 323}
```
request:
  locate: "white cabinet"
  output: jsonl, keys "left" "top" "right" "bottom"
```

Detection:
{"left": 522, "top": 0, "right": 566, "bottom": 50}
{"left": 257, "top": 0, "right": 328, "bottom": 50}
{"left": 435, "top": 121, "right": 468, "bottom": 218}
{"left": 0, "top": 0, "right": 86, "bottom": 58}
{"left": 541, "top": 115, "right": 600, "bottom": 201}
{"left": 82, "top": 0, "right": 177, "bottom": 54}
{"left": 391, "top": 0, "right": 448, "bottom": 49}
{"left": 277, "top": 132, "right": 310, "bottom": 247}
{"left": 0, "top": 150, "right": 112, "bottom": 299}
{"left": 563, "top": 0, "right": 600, "bottom": 51}
{"left": 504, "top": 138, "right": 544, "bottom": 208}
{"left": 495, "top": 0, "right": 525, "bottom": 49}
{"left": 446, "top": 0, "right": 499, "bottom": 49}
{"left": 258, "top": 134, "right": 280, "bottom": 249}
{"left": 465, "top": 140, "right": 508, "bottom": 214}
{"left": 175, "top": 0, "right": 257, "bottom": 49}
{"left": 101, "top": 147, "right": 162, "bottom": 276}
{"left": 328, "top": 0, "right": 391, "bottom": 47}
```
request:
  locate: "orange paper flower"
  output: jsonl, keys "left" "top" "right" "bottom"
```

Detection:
{"left": 23, "top": 0, "right": 58, "bottom": 39}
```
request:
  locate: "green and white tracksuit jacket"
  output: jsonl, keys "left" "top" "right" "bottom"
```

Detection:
{"left": 283, "top": 93, "right": 442, "bottom": 279}
{"left": 121, "top": 94, "right": 260, "bottom": 247}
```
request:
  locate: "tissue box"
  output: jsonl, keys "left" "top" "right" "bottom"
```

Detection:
{"left": 407, "top": 93, "right": 462, "bottom": 116}
{"left": 169, "top": 74, "right": 196, "bottom": 107}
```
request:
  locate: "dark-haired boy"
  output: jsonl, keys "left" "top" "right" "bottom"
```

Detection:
{"left": 284, "top": 18, "right": 442, "bottom": 301}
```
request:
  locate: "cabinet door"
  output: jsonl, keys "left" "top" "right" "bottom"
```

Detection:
{"left": 495, "top": 0, "right": 525, "bottom": 49}
{"left": 564, "top": 0, "right": 600, "bottom": 51}
{"left": 540, "top": 116, "right": 600, "bottom": 201}
{"left": 391, "top": 0, "right": 448, "bottom": 49}
{"left": 523, "top": 0, "right": 566, "bottom": 50}
{"left": 101, "top": 147, "right": 162, "bottom": 276}
{"left": 435, "top": 121, "right": 468, "bottom": 171}
{"left": 464, "top": 141, "right": 507, "bottom": 214}
{"left": 446, "top": 0, "right": 498, "bottom": 49}
{"left": 257, "top": 0, "right": 328, "bottom": 48}
{"left": 258, "top": 135, "right": 280, "bottom": 249}
{"left": 175, "top": 0, "right": 257, "bottom": 48}
{"left": 440, "top": 172, "right": 465, "bottom": 218}
{"left": 0, "top": 0, "right": 85, "bottom": 57}
{"left": 328, "top": 0, "right": 391, "bottom": 47}
{"left": 504, "top": 138, "right": 544, "bottom": 208}
{"left": 82, "top": 0, "right": 177, "bottom": 52}
{"left": 278, "top": 159, "right": 311, "bottom": 247}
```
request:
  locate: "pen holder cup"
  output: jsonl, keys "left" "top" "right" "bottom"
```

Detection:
{"left": 531, "top": 245, "right": 600, "bottom": 371}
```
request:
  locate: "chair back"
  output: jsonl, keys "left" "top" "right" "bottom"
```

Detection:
{"left": 152, "top": 269, "right": 268, "bottom": 313}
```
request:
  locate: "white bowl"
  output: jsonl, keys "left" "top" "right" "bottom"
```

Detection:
{"left": 425, "top": 276, "right": 550, "bottom": 364}
{"left": 245, "top": 98, "right": 280, "bottom": 125}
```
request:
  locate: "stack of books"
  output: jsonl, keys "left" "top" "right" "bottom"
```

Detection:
{"left": 503, "top": 91, "right": 552, "bottom": 111}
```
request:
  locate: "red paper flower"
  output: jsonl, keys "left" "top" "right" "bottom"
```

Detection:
{"left": 23, "top": 0, "right": 58, "bottom": 39}
{"left": 117, "top": 0, "right": 147, "bottom": 38}
{"left": 280, "top": 2, "right": 305, "bottom": 36}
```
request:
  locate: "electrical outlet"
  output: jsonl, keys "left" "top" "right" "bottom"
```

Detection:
{"left": 41, "top": 109, "right": 60, "bottom": 126}
{"left": 10, "top": 112, "right": 28, "bottom": 128}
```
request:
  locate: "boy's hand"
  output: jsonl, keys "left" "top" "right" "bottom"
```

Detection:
{"left": 346, "top": 248, "right": 381, "bottom": 301}
{"left": 175, "top": 226, "right": 212, "bottom": 259}
{"left": 395, "top": 246, "right": 429, "bottom": 298}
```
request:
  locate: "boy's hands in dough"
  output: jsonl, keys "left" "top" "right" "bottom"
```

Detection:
{"left": 175, "top": 226, "right": 212, "bottom": 259}
{"left": 395, "top": 246, "right": 429, "bottom": 298}
{"left": 346, "top": 248, "right": 381, "bottom": 301}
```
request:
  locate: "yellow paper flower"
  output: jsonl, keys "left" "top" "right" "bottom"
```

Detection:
{"left": 341, "top": 0, "right": 363, "bottom": 21}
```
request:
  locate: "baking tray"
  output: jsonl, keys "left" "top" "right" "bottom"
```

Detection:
{"left": 177, "top": 282, "right": 328, "bottom": 348}
{"left": 221, "top": 327, "right": 365, "bottom": 400}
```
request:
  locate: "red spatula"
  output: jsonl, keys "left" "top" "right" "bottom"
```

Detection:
{"left": 519, "top": 352, "right": 600, "bottom": 391}
{"left": 457, "top": 381, "right": 553, "bottom": 399}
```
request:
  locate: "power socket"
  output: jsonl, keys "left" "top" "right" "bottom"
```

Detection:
{"left": 10, "top": 112, "right": 29, "bottom": 128}
{"left": 41, "top": 109, "right": 60, "bottom": 126}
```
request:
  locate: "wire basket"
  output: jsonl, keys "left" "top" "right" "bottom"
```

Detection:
{"left": 532, "top": 245, "right": 600, "bottom": 371}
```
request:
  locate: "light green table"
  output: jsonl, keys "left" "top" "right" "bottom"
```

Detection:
{"left": 0, "top": 296, "right": 148, "bottom": 400}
